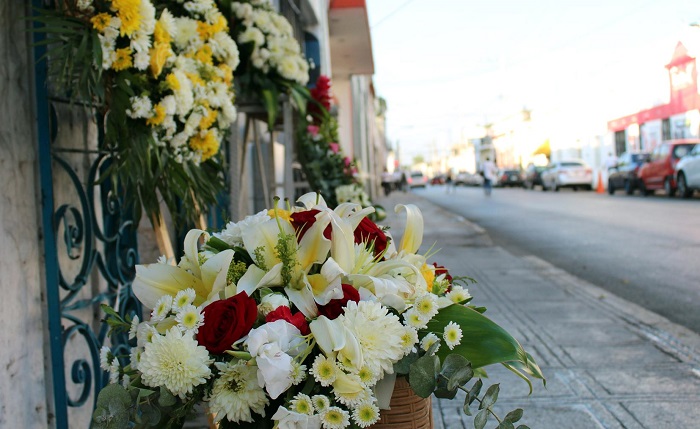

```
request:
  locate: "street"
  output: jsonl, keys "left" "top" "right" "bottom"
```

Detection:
{"left": 412, "top": 185, "right": 700, "bottom": 334}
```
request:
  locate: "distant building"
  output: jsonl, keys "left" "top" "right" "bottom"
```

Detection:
{"left": 608, "top": 42, "right": 700, "bottom": 155}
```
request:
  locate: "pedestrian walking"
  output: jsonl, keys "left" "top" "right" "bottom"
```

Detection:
{"left": 445, "top": 171, "right": 455, "bottom": 193}
{"left": 381, "top": 168, "right": 393, "bottom": 196}
{"left": 481, "top": 157, "right": 498, "bottom": 196}
{"left": 400, "top": 170, "right": 408, "bottom": 192}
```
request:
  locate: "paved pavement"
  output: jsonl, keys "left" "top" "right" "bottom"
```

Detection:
{"left": 377, "top": 191, "right": 700, "bottom": 429}
{"left": 187, "top": 191, "right": 700, "bottom": 428}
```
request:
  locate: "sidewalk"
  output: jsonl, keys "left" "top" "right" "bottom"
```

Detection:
{"left": 377, "top": 191, "right": 700, "bottom": 429}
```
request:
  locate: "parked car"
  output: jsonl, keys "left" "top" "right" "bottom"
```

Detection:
{"left": 540, "top": 160, "right": 593, "bottom": 191}
{"left": 430, "top": 174, "right": 446, "bottom": 185}
{"left": 406, "top": 171, "right": 428, "bottom": 188}
{"left": 638, "top": 139, "right": 698, "bottom": 196}
{"left": 454, "top": 171, "right": 483, "bottom": 186}
{"left": 675, "top": 143, "right": 700, "bottom": 198}
{"left": 523, "top": 165, "right": 547, "bottom": 189}
{"left": 495, "top": 169, "right": 524, "bottom": 187}
{"left": 607, "top": 151, "right": 650, "bottom": 195}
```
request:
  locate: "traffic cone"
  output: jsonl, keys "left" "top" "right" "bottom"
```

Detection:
{"left": 596, "top": 170, "right": 605, "bottom": 194}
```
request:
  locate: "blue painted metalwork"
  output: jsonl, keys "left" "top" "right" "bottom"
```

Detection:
{"left": 32, "top": 3, "right": 142, "bottom": 426}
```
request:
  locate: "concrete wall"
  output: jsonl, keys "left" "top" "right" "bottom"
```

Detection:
{"left": 0, "top": 0, "right": 50, "bottom": 426}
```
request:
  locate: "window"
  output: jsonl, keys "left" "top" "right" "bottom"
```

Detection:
{"left": 614, "top": 130, "right": 626, "bottom": 155}
{"left": 672, "top": 144, "right": 695, "bottom": 159}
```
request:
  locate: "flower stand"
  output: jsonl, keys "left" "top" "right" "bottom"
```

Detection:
{"left": 371, "top": 377, "right": 434, "bottom": 429}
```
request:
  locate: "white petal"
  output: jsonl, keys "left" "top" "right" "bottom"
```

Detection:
{"left": 285, "top": 283, "right": 318, "bottom": 318}
{"left": 200, "top": 249, "right": 234, "bottom": 301}
{"left": 183, "top": 229, "right": 208, "bottom": 278}
{"left": 395, "top": 204, "right": 424, "bottom": 254}
{"left": 296, "top": 192, "right": 326, "bottom": 209}
{"left": 309, "top": 316, "right": 346, "bottom": 355}
{"left": 133, "top": 264, "right": 204, "bottom": 309}
{"left": 236, "top": 264, "right": 267, "bottom": 296}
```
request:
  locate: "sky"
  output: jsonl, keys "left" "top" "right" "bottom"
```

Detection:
{"left": 365, "top": 0, "right": 700, "bottom": 162}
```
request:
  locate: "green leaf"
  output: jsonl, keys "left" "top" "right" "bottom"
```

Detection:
{"left": 137, "top": 403, "right": 161, "bottom": 426}
{"left": 515, "top": 425, "right": 530, "bottom": 429}
{"left": 466, "top": 379, "right": 483, "bottom": 405}
{"left": 408, "top": 355, "right": 439, "bottom": 398}
{"left": 92, "top": 384, "right": 131, "bottom": 429}
{"left": 474, "top": 409, "right": 488, "bottom": 429}
{"left": 158, "top": 387, "right": 176, "bottom": 407}
{"left": 393, "top": 351, "right": 419, "bottom": 375}
{"left": 425, "top": 305, "right": 533, "bottom": 369}
{"left": 498, "top": 422, "right": 515, "bottom": 429}
{"left": 441, "top": 354, "right": 473, "bottom": 391}
{"left": 479, "top": 384, "right": 500, "bottom": 410}
{"left": 261, "top": 88, "right": 279, "bottom": 130}
{"left": 462, "top": 396, "right": 472, "bottom": 416}
{"left": 505, "top": 409, "right": 523, "bottom": 423}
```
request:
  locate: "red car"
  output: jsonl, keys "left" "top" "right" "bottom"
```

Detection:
{"left": 638, "top": 139, "right": 699, "bottom": 196}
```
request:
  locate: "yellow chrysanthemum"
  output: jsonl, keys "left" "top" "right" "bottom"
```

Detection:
{"left": 218, "top": 63, "right": 233, "bottom": 85}
{"left": 189, "top": 130, "right": 219, "bottom": 161}
{"left": 165, "top": 73, "right": 180, "bottom": 91}
{"left": 91, "top": 13, "right": 111, "bottom": 32}
{"left": 199, "top": 107, "right": 217, "bottom": 130}
{"left": 153, "top": 20, "right": 171, "bottom": 44}
{"left": 149, "top": 42, "right": 171, "bottom": 78}
{"left": 112, "top": 47, "right": 133, "bottom": 71}
{"left": 186, "top": 72, "right": 205, "bottom": 87}
{"left": 195, "top": 45, "right": 213, "bottom": 65}
{"left": 111, "top": 0, "right": 141, "bottom": 37}
{"left": 196, "top": 16, "right": 227, "bottom": 41}
{"left": 146, "top": 104, "right": 166, "bottom": 126}
{"left": 421, "top": 263, "right": 435, "bottom": 291}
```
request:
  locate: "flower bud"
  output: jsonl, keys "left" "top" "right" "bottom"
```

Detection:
{"left": 258, "top": 293, "right": 289, "bottom": 316}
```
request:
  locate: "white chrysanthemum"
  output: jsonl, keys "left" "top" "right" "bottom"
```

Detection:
{"left": 356, "top": 365, "right": 378, "bottom": 386}
{"left": 76, "top": 0, "right": 92, "bottom": 10}
{"left": 109, "top": 360, "right": 120, "bottom": 384}
{"left": 133, "top": 50, "right": 150, "bottom": 70}
{"left": 173, "top": 71, "right": 194, "bottom": 116}
{"left": 173, "top": 17, "right": 200, "bottom": 50}
{"left": 209, "top": 361, "right": 268, "bottom": 423}
{"left": 446, "top": 286, "right": 471, "bottom": 303}
{"left": 129, "top": 315, "right": 140, "bottom": 339}
{"left": 212, "top": 210, "right": 271, "bottom": 246}
{"left": 311, "top": 355, "right": 337, "bottom": 386}
{"left": 402, "top": 308, "right": 429, "bottom": 330}
{"left": 400, "top": 326, "right": 419, "bottom": 354}
{"left": 139, "top": 327, "right": 212, "bottom": 398}
{"left": 121, "top": 373, "right": 131, "bottom": 389}
{"left": 420, "top": 333, "right": 440, "bottom": 353}
{"left": 352, "top": 401, "right": 380, "bottom": 428}
{"left": 238, "top": 27, "right": 265, "bottom": 47}
{"left": 137, "top": 0, "right": 156, "bottom": 34}
{"left": 289, "top": 393, "right": 314, "bottom": 415}
{"left": 175, "top": 304, "right": 204, "bottom": 333}
{"left": 173, "top": 289, "right": 197, "bottom": 310}
{"left": 126, "top": 95, "right": 153, "bottom": 119}
{"left": 158, "top": 8, "right": 176, "bottom": 37}
{"left": 321, "top": 406, "right": 350, "bottom": 429}
{"left": 98, "top": 35, "right": 115, "bottom": 69}
{"left": 211, "top": 32, "right": 240, "bottom": 69}
{"left": 341, "top": 301, "right": 406, "bottom": 376}
{"left": 413, "top": 294, "right": 439, "bottom": 320}
{"left": 129, "top": 346, "right": 143, "bottom": 371}
{"left": 290, "top": 361, "right": 307, "bottom": 385}
{"left": 443, "top": 321, "right": 463, "bottom": 350}
{"left": 99, "top": 346, "right": 112, "bottom": 371}
{"left": 151, "top": 295, "right": 173, "bottom": 322}
{"left": 137, "top": 323, "right": 159, "bottom": 346}
{"left": 333, "top": 373, "right": 370, "bottom": 407}
{"left": 312, "top": 395, "right": 330, "bottom": 413}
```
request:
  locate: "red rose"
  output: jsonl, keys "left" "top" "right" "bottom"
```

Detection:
{"left": 290, "top": 209, "right": 331, "bottom": 241}
{"left": 317, "top": 284, "right": 360, "bottom": 320}
{"left": 433, "top": 263, "right": 453, "bottom": 283}
{"left": 354, "top": 217, "right": 388, "bottom": 257}
{"left": 197, "top": 292, "right": 257, "bottom": 354}
{"left": 266, "top": 306, "right": 310, "bottom": 335}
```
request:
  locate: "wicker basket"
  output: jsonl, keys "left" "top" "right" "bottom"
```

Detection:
{"left": 370, "top": 377, "right": 434, "bottom": 429}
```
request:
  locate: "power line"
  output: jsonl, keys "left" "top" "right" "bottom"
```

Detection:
{"left": 370, "top": 0, "right": 421, "bottom": 29}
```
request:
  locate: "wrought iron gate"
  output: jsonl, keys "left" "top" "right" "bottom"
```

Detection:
{"left": 32, "top": 4, "right": 141, "bottom": 426}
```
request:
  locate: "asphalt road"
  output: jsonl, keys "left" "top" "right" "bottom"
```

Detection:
{"left": 414, "top": 184, "right": 700, "bottom": 334}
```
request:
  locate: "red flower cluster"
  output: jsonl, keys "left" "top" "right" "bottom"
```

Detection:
{"left": 266, "top": 306, "right": 310, "bottom": 335}
{"left": 309, "top": 75, "right": 332, "bottom": 122}
{"left": 318, "top": 284, "right": 360, "bottom": 319}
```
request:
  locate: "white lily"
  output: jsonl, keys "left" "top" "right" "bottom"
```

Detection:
{"left": 241, "top": 216, "right": 295, "bottom": 269}
{"left": 395, "top": 204, "right": 424, "bottom": 254}
{"left": 296, "top": 191, "right": 327, "bottom": 210}
{"left": 272, "top": 406, "right": 322, "bottom": 429}
{"left": 309, "top": 316, "right": 363, "bottom": 370}
{"left": 133, "top": 229, "right": 234, "bottom": 309}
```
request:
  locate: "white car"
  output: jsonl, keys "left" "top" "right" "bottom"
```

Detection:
{"left": 540, "top": 160, "right": 593, "bottom": 191}
{"left": 407, "top": 171, "right": 428, "bottom": 188}
{"left": 675, "top": 144, "right": 700, "bottom": 198}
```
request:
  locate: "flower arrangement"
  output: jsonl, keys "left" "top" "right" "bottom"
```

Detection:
{"left": 34, "top": 0, "right": 240, "bottom": 227}
{"left": 93, "top": 192, "right": 543, "bottom": 429}
{"left": 225, "top": 0, "right": 311, "bottom": 128}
